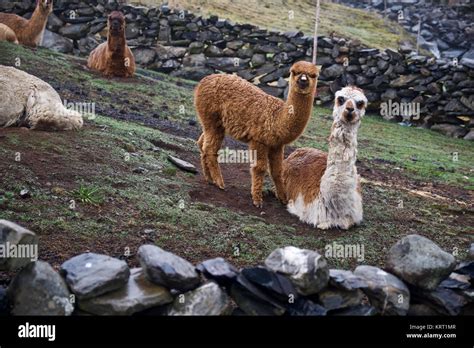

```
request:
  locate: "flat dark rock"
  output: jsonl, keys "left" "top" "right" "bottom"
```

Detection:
{"left": 331, "top": 304, "right": 378, "bottom": 316}
{"left": 241, "top": 267, "right": 297, "bottom": 301}
{"left": 229, "top": 274, "right": 286, "bottom": 316}
{"left": 286, "top": 298, "right": 327, "bottom": 316}
{"left": 196, "top": 257, "right": 239, "bottom": 286}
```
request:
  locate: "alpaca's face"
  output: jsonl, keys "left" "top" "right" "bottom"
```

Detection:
{"left": 289, "top": 61, "right": 320, "bottom": 95}
{"left": 333, "top": 87, "right": 367, "bottom": 124}
{"left": 38, "top": 0, "right": 53, "bottom": 14}
{"left": 108, "top": 11, "right": 126, "bottom": 36}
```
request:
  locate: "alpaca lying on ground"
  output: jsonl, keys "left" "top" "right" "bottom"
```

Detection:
{"left": 87, "top": 11, "right": 136, "bottom": 78}
{"left": 0, "top": 0, "right": 52, "bottom": 47}
{"left": 282, "top": 86, "right": 367, "bottom": 230}
{"left": 0, "top": 65, "right": 83, "bottom": 131}
{"left": 0, "top": 24, "right": 18, "bottom": 44}
{"left": 195, "top": 61, "right": 319, "bottom": 207}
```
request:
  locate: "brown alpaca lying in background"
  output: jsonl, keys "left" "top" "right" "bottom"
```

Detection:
{"left": 195, "top": 61, "right": 319, "bottom": 207}
{"left": 87, "top": 11, "right": 136, "bottom": 78}
{"left": 0, "top": 0, "right": 52, "bottom": 47}
{"left": 0, "top": 24, "right": 18, "bottom": 44}
{"left": 283, "top": 86, "right": 367, "bottom": 230}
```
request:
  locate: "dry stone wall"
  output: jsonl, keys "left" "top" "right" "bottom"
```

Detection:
{"left": 1, "top": 0, "right": 473, "bottom": 139}
{"left": 1, "top": 219, "right": 473, "bottom": 316}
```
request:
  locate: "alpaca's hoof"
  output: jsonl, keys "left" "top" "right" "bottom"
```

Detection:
{"left": 253, "top": 200, "right": 263, "bottom": 208}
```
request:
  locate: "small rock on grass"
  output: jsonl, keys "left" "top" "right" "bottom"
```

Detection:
{"left": 167, "top": 282, "right": 231, "bottom": 316}
{"left": 60, "top": 253, "right": 130, "bottom": 300}
{"left": 8, "top": 261, "right": 74, "bottom": 316}
{"left": 79, "top": 268, "right": 173, "bottom": 316}
{"left": 167, "top": 155, "right": 197, "bottom": 173}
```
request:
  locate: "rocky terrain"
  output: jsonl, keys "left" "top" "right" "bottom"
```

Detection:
{"left": 1, "top": 0, "right": 473, "bottom": 139}
{"left": 340, "top": 0, "right": 473, "bottom": 61}
{"left": 1, "top": 219, "right": 473, "bottom": 316}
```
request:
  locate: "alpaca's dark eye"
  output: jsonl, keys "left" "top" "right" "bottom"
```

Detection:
{"left": 337, "top": 96, "right": 345, "bottom": 105}
{"left": 292, "top": 71, "right": 300, "bottom": 76}
{"left": 309, "top": 74, "right": 317, "bottom": 78}
{"left": 356, "top": 101, "right": 365, "bottom": 109}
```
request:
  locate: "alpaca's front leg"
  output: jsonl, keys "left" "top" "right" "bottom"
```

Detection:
{"left": 268, "top": 146, "right": 288, "bottom": 204}
{"left": 249, "top": 142, "right": 268, "bottom": 208}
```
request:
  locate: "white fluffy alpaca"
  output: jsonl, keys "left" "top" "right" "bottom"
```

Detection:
{"left": 282, "top": 86, "right": 367, "bottom": 230}
{"left": 0, "top": 65, "right": 83, "bottom": 130}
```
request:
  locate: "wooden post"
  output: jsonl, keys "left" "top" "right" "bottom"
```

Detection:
{"left": 312, "top": 0, "right": 321, "bottom": 65}
{"left": 416, "top": 18, "right": 421, "bottom": 54}
{"left": 384, "top": 0, "right": 387, "bottom": 18}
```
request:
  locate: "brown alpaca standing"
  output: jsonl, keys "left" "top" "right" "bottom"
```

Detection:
{"left": 195, "top": 61, "right": 319, "bottom": 207}
{"left": 87, "top": 11, "right": 136, "bottom": 78}
{"left": 0, "top": 24, "right": 18, "bottom": 44}
{"left": 0, "top": 0, "right": 53, "bottom": 47}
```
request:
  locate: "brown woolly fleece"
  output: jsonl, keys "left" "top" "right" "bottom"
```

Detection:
{"left": 283, "top": 148, "right": 328, "bottom": 205}
{"left": 0, "top": 24, "right": 18, "bottom": 44}
{"left": 87, "top": 11, "right": 136, "bottom": 78}
{"left": 195, "top": 61, "right": 320, "bottom": 207}
{"left": 0, "top": 0, "right": 52, "bottom": 47}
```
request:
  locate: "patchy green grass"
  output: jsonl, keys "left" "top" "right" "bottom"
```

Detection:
{"left": 132, "top": 0, "right": 415, "bottom": 50}
{"left": 0, "top": 42, "right": 471, "bottom": 277}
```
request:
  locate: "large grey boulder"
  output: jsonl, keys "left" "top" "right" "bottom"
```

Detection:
{"left": 137, "top": 245, "right": 200, "bottom": 291}
{"left": 354, "top": 265, "right": 410, "bottom": 316}
{"left": 79, "top": 268, "right": 173, "bottom": 315}
{"left": 431, "top": 124, "right": 468, "bottom": 138}
{"left": 59, "top": 23, "right": 91, "bottom": 40}
{"left": 60, "top": 253, "right": 130, "bottom": 300}
{"left": 7, "top": 261, "right": 74, "bottom": 315}
{"left": 264, "top": 246, "right": 329, "bottom": 295}
{"left": 0, "top": 220, "right": 38, "bottom": 271}
{"left": 167, "top": 282, "right": 231, "bottom": 316}
{"left": 41, "top": 30, "right": 74, "bottom": 54}
{"left": 133, "top": 47, "right": 156, "bottom": 65}
{"left": 386, "top": 234, "right": 457, "bottom": 290}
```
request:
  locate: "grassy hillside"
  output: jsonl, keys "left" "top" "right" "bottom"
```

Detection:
{"left": 130, "top": 0, "right": 415, "bottom": 50}
{"left": 0, "top": 42, "right": 472, "bottom": 278}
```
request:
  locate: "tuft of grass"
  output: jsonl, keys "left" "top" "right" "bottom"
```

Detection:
{"left": 72, "top": 186, "right": 104, "bottom": 206}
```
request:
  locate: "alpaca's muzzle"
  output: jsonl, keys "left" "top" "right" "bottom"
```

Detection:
{"left": 297, "top": 74, "right": 310, "bottom": 89}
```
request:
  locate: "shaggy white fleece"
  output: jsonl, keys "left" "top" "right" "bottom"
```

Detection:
{"left": 287, "top": 87, "right": 367, "bottom": 230}
{"left": 0, "top": 65, "right": 83, "bottom": 130}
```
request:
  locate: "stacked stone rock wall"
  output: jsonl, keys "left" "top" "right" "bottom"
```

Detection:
{"left": 339, "top": 0, "right": 473, "bottom": 61}
{"left": 1, "top": 0, "right": 473, "bottom": 139}
{"left": 1, "top": 219, "right": 473, "bottom": 316}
